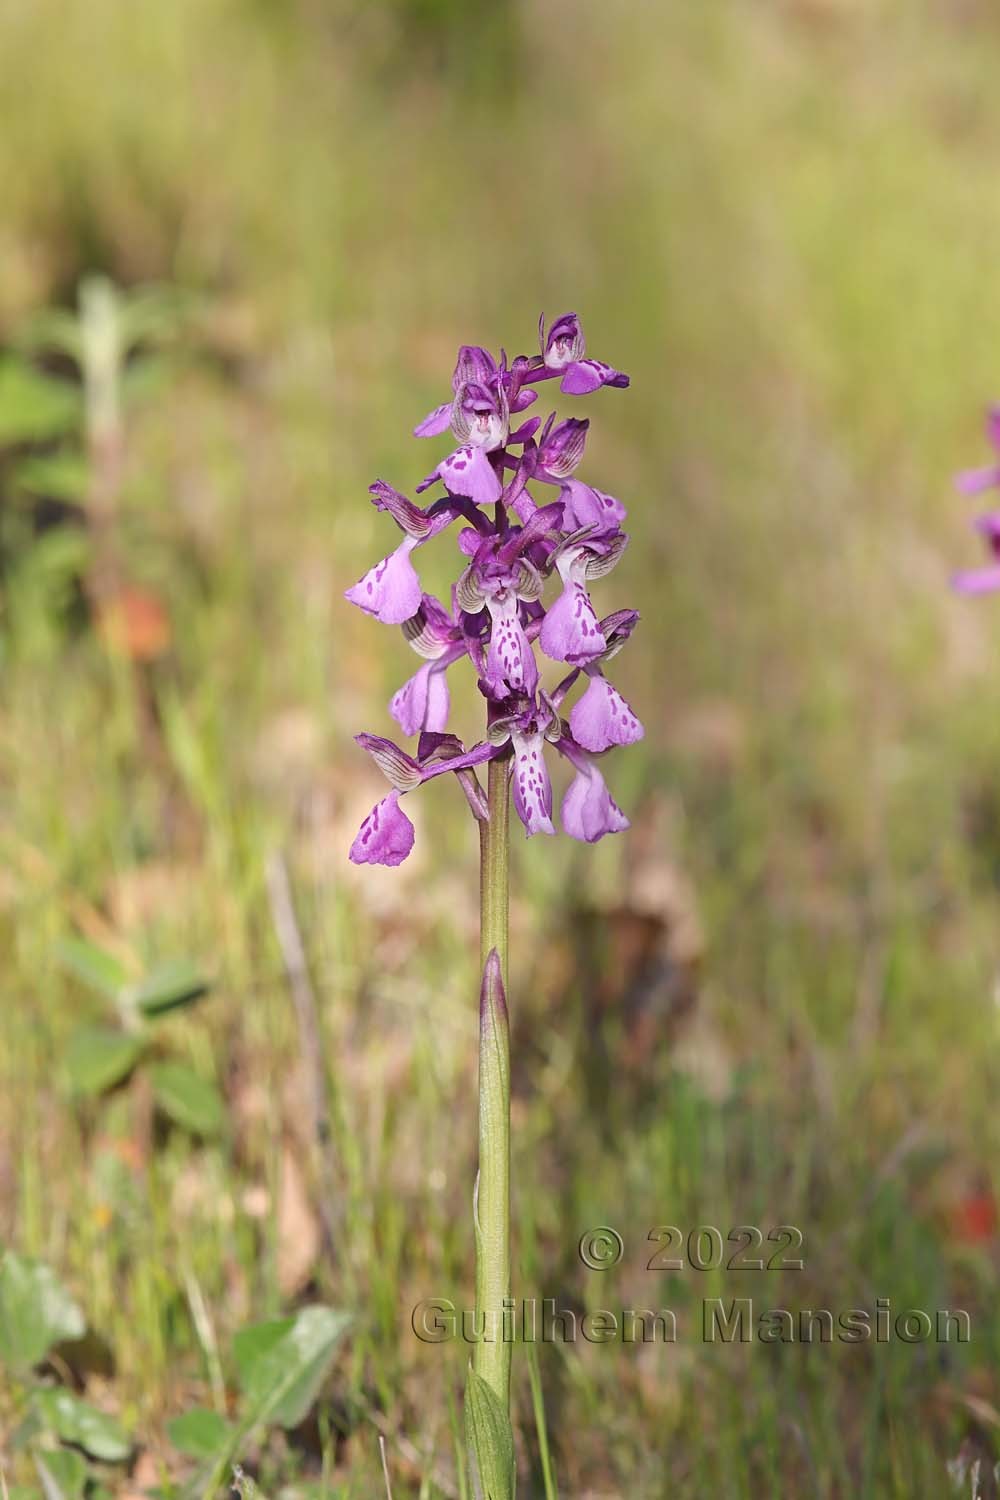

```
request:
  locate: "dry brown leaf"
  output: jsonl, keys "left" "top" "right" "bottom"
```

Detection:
{"left": 119, "top": 1448, "right": 161, "bottom": 1500}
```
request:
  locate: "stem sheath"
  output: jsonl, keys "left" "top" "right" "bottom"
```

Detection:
{"left": 474, "top": 753, "right": 511, "bottom": 1408}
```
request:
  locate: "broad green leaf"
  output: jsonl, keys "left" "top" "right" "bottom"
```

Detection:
{"left": 234, "top": 1305, "right": 352, "bottom": 1430}
{"left": 0, "top": 1254, "right": 86, "bottom": 1371}
{"left": 33, "top": 1388, "right": 130, "bottom": 1462}
{"left": 0, "top": 358, "right": 80, "bottom": 443}
{"left": 12, "top": 451, "right": 89, "bottom": 504}
{"left": 166, "top": 1406, "right": 233, "bottom": 1460}
{"left": 127, "top": 959, "right": 210, "bottom": 1019}
{"left": 465, "top": 1367, "right": 516, "bottom": 1500}
{"left": 33, "top": 1447, "right": 87, "bottom": 1500}
{"left": 64, "top": 1027, "right": 144, "bottom": 1096}
{"left": 57, "top": 938, "right": 129, "bottom": 1000}
{"left": 149, "top": 1062, "right": 224, "bottom": 1137}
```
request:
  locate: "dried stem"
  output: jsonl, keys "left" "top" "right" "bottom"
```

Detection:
{"left": 265, "top": 850, "right": 341, "bottom": 1262}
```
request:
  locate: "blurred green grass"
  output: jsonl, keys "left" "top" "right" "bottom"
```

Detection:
{"left": 3, "top": 0, "right": 1000, "bottom": 1494}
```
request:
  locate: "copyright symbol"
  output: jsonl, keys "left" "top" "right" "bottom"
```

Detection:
{"left": 578, "top": 1226, "right": 624, "bottom": 1270}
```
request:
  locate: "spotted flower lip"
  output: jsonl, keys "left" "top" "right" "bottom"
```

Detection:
{"left": 348, "top": 312, "right": 639, "bottom": 866}
{"left": 416, "top": 444, "right": 503, "bottom": 506}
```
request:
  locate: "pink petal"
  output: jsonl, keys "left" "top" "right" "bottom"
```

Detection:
{"left": 413, "top": 402, "right": 453, "bottom": 438}
{"left": 424, "top": 669, "right": 450, "bottom": 732}
{"left": 560, "top": 359, "right": 628, "bottom": 396}
{"left": 956, "top": 466, "right": 1000, "bottom": 496}
{"left": 539, "top": 577, "right": 606, "bottom": 664}
{"left": 349, "top": 789, "right": 416, "bottom": 867}
{"left": 569, "top": 675, "right": 644, "bottom": 752}
{"left": 345, "top": 537, "right": 421, "bottom": 625}
{"left": 560, "top": 478, "right": 627, "bottom": 530}
{"left": 952, "top": 566, "right": 1000, "bottom": 595}
{"left": 438, "top": 445, "right": 502, "bottom": 505}
{"left": 390, "top": 661, "right": 451, "bottom": 737}
{"left": 561, "top": 762, "right": 630, "bottom": 843}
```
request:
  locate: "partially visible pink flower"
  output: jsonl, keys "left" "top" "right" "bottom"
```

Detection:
{"left": 953, "top": 512, "right": 1000, "bottom": 595}
{"left": 956, "top": 407, "right": 1000, "bottom": 495}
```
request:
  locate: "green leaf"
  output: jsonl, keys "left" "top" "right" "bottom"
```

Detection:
{"left": 57, "top": 938, "right": 129, "bottom": 1000}
{"left": 15, "top": 308, "right": 84, "bottom": 364}
{"left": 0, "top": 1254, "right": 86, "bottom": 1371}
{"left": 149, "top": 1062, "right": 224, "bottom": 1137}
{"left": 12, "top": 451, "right": 89, "bottom": 504}
{"left": 33, "top": 1447, "right": 87, "bottom": 1500}
{"left": 127, "top": 959, "right": 210, "bottom": 1019}
{"left": 166, "top": 1407, "right": 233, "bottom": 1460}
{"left": 64, "top": 1027, "right": 144, "bottom": 1097}
{"left": 465, "top": 1367, "right": 516, "bottom": 1500}
{"left": 33, "top": 1389, "right": 130, "bottom": 1462}
{"left": 0, "top": 357, "right": 80, "bottom": 443}
{"left": 234, "top": 1305, "right": 352, "bottom": 1430}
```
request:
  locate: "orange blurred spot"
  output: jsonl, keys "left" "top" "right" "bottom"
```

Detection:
{"left": 98, "top": 586, "right": 171, "bottom": 662}
{"left": 955, "top": 1191, "right": 997, "bottom": 1243}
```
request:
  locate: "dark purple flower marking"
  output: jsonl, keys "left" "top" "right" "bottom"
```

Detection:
{"left": 347, "top": 313, "right": 640, "bottom": 865}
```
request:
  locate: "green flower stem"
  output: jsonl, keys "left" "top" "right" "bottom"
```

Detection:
{"left": 474, "top": 751, "right": 511, "bottom": 1410}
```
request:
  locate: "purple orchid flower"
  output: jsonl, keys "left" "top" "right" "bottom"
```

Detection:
{"left": 390, "top": 594, "right": 468, "bottom": 735}
{"left": 539, "top": 526, "right": 628, "bottom": 665}
{"left": 485, "top": 693, "right": 632, "bottom": 843}
{"left": 551, "top": 609, "right": 644, "bottom": 752}
{"left": 345, "top": 482, "right": 478, "bottom": 625}
{"left": 350, "top": 731, "right": 497, "bottom": 866}
{"left": 537, "top": 312, "right": 630, "bottom": 396}
{"left": 347, "top": 312, "right": 640, "bottom": 867}
{"left": 413, "top": 345, "right": 538, "bottom": 441}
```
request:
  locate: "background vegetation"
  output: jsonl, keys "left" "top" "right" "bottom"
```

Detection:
{"left": 3, "top": 0, "right": 1000, "bottom": 1494}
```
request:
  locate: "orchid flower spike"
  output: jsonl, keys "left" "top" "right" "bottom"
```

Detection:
{"left": 347, "top": 313, "right": 640, "bottom": 866}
